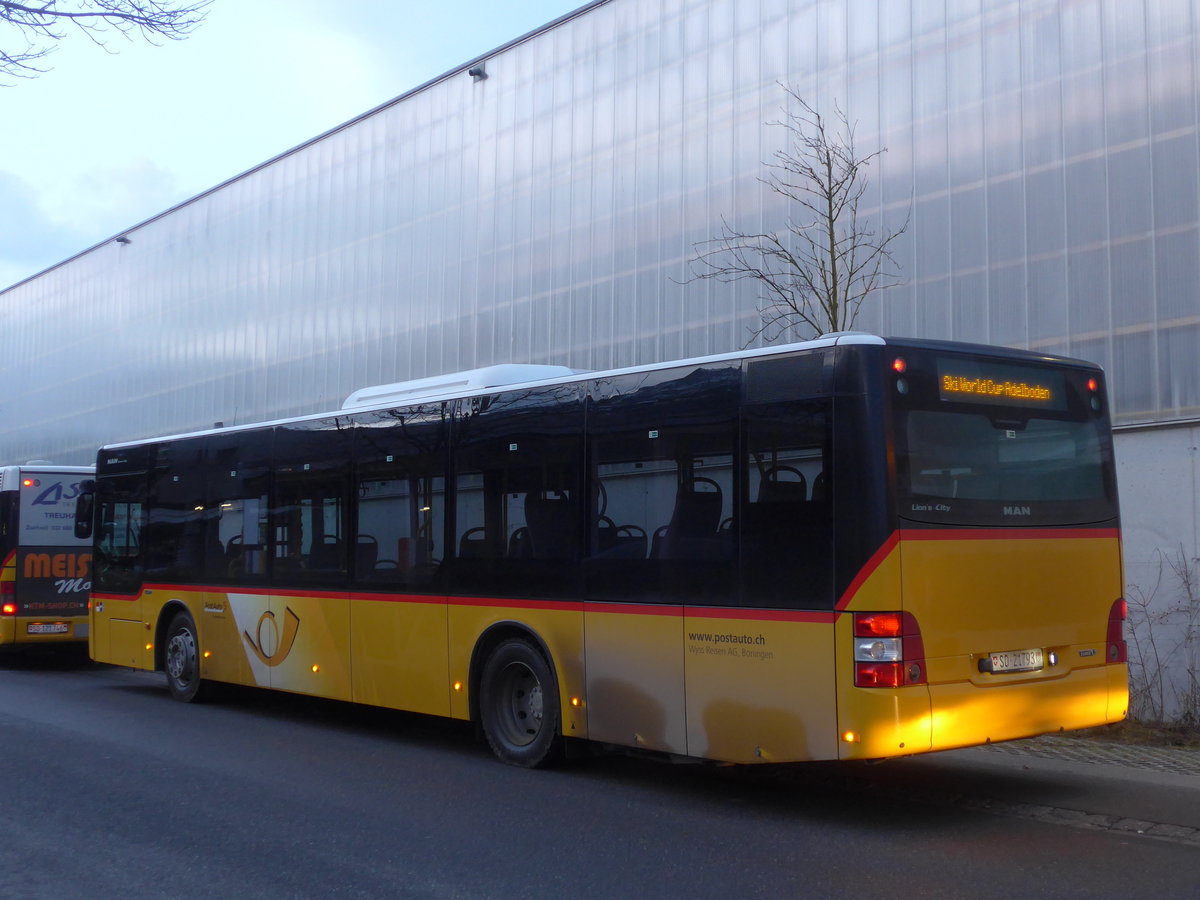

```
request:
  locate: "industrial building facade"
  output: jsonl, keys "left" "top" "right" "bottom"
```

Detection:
{"left": 3, "top": 0, "right": 1198, "bottom": 714}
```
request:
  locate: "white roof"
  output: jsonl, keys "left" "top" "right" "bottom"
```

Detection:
{"left": 103, "top": 333, "right": 885, "bottom": 449}
{"left": 341, "top": 364, "right": 584, "bottom": 409}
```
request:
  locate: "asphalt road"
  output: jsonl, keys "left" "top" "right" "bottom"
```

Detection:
{"left": 0, "top": 649, "right": 1197, "bottom": 899}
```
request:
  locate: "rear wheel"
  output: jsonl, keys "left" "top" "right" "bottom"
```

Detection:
{"left": 164, "top": 612, "right": 204, "bottom": 702}
{"left": 479, "top": 638, "right": 562, "bottom": 767}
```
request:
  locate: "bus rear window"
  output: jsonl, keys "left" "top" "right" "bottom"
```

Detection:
{"left": 893, "top": 355, "right": 1117, "bottom": 527}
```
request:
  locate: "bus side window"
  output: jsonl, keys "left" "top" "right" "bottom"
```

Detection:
{"left": 741, "top": 398, "right": 833, "bottom": 609}
{"left": 355, "top": 474, "right": 445, "bottom": 589}
{"left": 586, "top": 364, "right": 739, "bottom": 604}
{"left": 450, "top": 386, "right": 583, "bottom": 599}
{"left": 270, "top": 419, "right": 352, "bottom": 587}
{"left": 145, "top": 440, "right": 206, "bottom": 582}
{"left": 203, "top": 431, "right": 272, "bottom": 583}
{"left": 352, "top": 400, "right": 450, "bottom": 592}
{"left": 210, "top": 489, "right": 269, "bottom": 579}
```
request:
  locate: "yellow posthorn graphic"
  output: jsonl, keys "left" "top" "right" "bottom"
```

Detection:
{"left": 243, "top": 607, "right": 301, "bottom": 667}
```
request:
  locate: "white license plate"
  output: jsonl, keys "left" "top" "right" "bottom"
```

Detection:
{"left": 988, "top": 648, "right": 1044, "bottom": 674}
{"left": 27, "top": 623, "right": 70, "bottom": 635}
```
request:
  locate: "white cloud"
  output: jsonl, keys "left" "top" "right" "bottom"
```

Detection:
{"left": 54, "top": 158, "right": 181, "bottom": 236}
{"left": 0, "top": 171, "right": 93, "bottom": 285}
{"left": 2, "top": 0, "right": 584, "bottom": 287}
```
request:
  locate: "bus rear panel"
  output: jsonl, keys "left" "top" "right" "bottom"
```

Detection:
{"left": 835, "top": 344, "right": 1125, "bottom": 759}
{"left": 0, "top": 466, "right": 93, "bottom": 646}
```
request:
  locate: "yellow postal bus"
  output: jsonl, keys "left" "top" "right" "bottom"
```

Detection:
{"left": 1, "top": 464, "right": 94, "bottom": 647}
{"left": 77, "top": 335, "right": 1126, "bottom": 765}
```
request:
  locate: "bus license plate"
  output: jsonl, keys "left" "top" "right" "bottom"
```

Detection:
{"left": 27, "top": 623, "right": 69, "bottom": 635}
{"left": 989, "top": 648, "right": 1044, "bottom": 674}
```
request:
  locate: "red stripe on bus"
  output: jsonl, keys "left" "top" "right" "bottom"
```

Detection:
{"left": 348, "top": 591, "right": 444, "bottom": 605}
{"left": 685, "top": 606, "right": 835, "bottom": 624}
{"left": 350, "top": 593, "right": 586, "bottom": 613}
{"left": 835, "top": 531, "right": 900, "bottom": 611}
{"left": 116, "top": 583, "right": 838, "bottom": 623}
{"left": 586, "top": 602, "right": 683, "bottom": 617}
{"left": 142, "top": 582, "right": 268, "bottom": 596}
{"left": 144, "top": 583, "right": 352, "bottom": 600}
{"left": 446, "top": 595, "right": 585, "bottom": 613}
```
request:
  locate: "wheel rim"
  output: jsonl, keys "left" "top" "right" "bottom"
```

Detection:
{"left": 492, "top": 661, "right": 544, "bottom": 748}
{"left": 166, "top": 626, "right": 197, "bottom": 688}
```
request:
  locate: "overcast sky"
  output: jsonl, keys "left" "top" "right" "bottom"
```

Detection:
{"left": 1, "top": 0, "right": 586, "bottom": 290}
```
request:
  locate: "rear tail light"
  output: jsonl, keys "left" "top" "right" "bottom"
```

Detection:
{"left": 854, "top": 611, "right": 927, "bottom": 687}
{"left": 1, "top": 602, "right": 16, "bottom": 616}
{"left": 1106, "top": 598, "right": 1127, "bottom": 664}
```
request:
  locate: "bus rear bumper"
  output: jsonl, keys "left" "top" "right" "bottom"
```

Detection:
{"left": 0, "top": 617, "right": 88, "bottom": 645}
{"left": 927, "top": 664, "right": 1129, "bottom": 752}
{"left": 837, "top": 664, "right": 1128, "bottom": 760}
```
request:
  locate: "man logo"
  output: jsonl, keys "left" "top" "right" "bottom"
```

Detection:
{"left": 243, "top": 607, "right": 300, "bottom": 667}
{"left": 1003, "top": 505, "right": 1032, "bottom": 517}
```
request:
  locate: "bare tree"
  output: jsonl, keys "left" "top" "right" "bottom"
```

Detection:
{"left": 691, "top": 85, "right": 909, "bottom": 343}
{"left": 1, "top": 0, "right": 209, "bottom": 82}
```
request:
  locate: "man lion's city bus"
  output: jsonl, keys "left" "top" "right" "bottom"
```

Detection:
{"left": 1, "top": 464, "right": 94, "bottom": 647}
{"left": 77, "top": 335, "right": 1127, "bottom": 766}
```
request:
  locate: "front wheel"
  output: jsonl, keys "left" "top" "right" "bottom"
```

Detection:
{"left": 164, "top": 612, "right": 204, "bottom": 702}
{"left": 479, "top": 639, "right": 563, "bottom": 767}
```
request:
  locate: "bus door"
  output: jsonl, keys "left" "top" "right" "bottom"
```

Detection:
{"left": 91, "top": 467, "right": 148, "bottom": 667}
{"left": 350, "top": 403, "right": 452, "bottom": 715}
{"left": 203, "top": 434, "right": 270, "bottom": 689}
{"left": 262, "top": 420, "right": 353, "bottom": 701}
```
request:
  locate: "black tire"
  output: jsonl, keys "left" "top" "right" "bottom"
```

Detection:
{"left": 163, "top": 611, "right": 204, "bottom": 703}
{"left": 479, "top": 638, "right": 563, "bottom": 767}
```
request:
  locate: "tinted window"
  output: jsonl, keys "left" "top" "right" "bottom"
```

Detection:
{"left": 745, "top": 351, "right": 830, "bottom": 403}
{"left": 586, "top": 364, "right": 739, "bottom": 604}
{"left": 892, "top": 351, "right": 1117, "bottom": 526}
{"left": 204, "top": 429, "right": 272, "bottom": 583}
{"left": 741, "top": 399, "right": 833, "bottom": 608}
{"left": 353, "top": 403, "right": 450, "bottom": 592}
{"left": 451, "top": 385, "right": 583, "bottom": 599}
{"left": 94, "top": 474, "right": 145, "bottom": 595}
{"left": 271, "top": 418, "right": 353, "bottom": 587}
{"left": 144, "top": 440, "right": 207, "bottom": 582}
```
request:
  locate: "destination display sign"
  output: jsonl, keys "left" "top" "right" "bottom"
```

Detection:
{"left": 936, "top": 358, "right": 1067, "bottom": 410}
